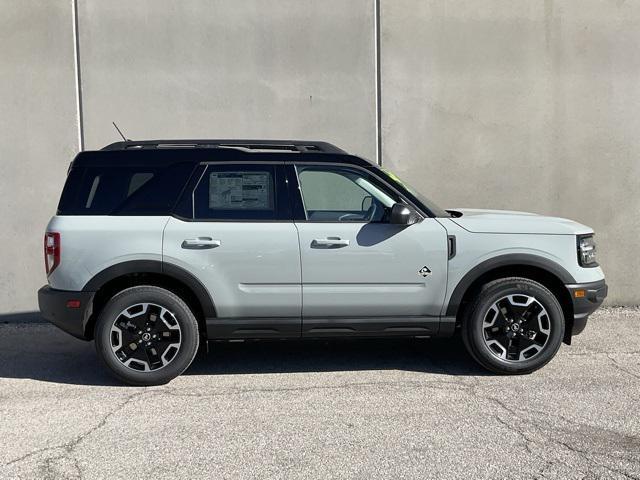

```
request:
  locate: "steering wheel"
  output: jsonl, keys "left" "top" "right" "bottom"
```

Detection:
{"left": 364, "top": 200, "right": 379, "bottom": 221}
{"left": 337, "top": 197, "right": 380, "bottom": 222}
{"left": 338, "top": 212, "right": 363, "bottom": 221}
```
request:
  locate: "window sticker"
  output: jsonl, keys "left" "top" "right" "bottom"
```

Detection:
{"left": 209, "top": 172, "right": 272, "bottom": 210}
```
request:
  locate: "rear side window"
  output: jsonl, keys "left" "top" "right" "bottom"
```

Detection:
{"left": 57, "top": 163, "right": 195, "bottom": 215}
{"left": 192, "top": 164, "right": 289, "bottom": 220}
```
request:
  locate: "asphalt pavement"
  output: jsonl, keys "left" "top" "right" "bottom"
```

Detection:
{"left": 0, "top": 308, "right": 638, "bottom": 479}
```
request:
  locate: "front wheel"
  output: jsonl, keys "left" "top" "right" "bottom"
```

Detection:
{"left": 461, "top": 277, "right": 565, "bottom": 374}
{"left": 94, "top": 286, "right": 200, "bottom": 386}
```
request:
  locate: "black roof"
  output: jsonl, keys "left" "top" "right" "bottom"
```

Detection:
{"left": 74, "top": 139, "right": 376, "bottom": 168}
{"left": 101, "top": 139, "right": 347, "bottom": 154}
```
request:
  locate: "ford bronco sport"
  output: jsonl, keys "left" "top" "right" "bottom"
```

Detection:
{"left": 38, "top": 140, "right": 607, "bottom": 385}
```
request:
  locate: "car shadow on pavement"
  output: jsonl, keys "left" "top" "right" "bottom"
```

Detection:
{"left": 186, "top": 337, "right": 490, "bottom": 377}
{"left": 0, "top": 320, "right": 490, "bottom": 386}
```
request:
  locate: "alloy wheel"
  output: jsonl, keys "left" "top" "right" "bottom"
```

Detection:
{"left": 482, "top": 294, "right": 551, "bottom": 362}
{"left": 110, "top": 303, "right": 182, "bottom": 372}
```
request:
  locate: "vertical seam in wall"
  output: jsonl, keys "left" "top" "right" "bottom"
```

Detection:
{"left": 72, "top": 0, "right": 84, "bottom": 151}
{"left": 374, "top": 0, "right": 382, "bottom": 166}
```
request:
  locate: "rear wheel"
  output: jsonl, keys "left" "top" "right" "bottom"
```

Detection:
{"left": 461, "top": 277, "right": 564, "bottom": 374}
{"left": 95, "top": 286, "right": 199, "bottom": 386}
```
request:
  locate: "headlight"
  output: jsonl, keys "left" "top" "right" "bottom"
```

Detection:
{"left": 577, "top": 234, "right": 598, "bottom": 267}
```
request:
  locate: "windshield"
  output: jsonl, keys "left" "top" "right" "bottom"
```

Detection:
{"left": 379, "top": 168, "right": 450, "bottom": 217}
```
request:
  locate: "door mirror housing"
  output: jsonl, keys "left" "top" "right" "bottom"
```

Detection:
{"left": 389, "top": 203, "right": 417, "bottom": 225}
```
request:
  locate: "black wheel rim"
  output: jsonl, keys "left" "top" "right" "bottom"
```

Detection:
{"left": 109, "top": 303, "right": 182, "bottom": 372}
{"left": 482, "top": 294, "right": 551, "bottom": 362}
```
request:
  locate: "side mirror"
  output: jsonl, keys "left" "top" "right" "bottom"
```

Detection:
{"left": 390, "top": 203, "right": 415, "bottom": 225}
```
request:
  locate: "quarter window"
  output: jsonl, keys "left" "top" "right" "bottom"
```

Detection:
{"left": 78, "top": 170, "right": 156, "bottom": 212}
{"left": 128, "top": 172, "right": 154, "bottom": 196}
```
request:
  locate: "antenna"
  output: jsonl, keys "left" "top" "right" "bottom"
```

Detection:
{"left": 112, "top": 122, "right": 129, "bottom": 141}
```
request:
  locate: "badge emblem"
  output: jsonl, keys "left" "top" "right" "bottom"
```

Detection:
{"left": 418, "top": 266, "right": 431, "bottom": 277}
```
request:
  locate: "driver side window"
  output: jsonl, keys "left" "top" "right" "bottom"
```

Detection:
{"left": 296, "top": 165, "right": 398, "bottom": 222}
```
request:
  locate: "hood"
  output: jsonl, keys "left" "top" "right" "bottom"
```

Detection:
{"left": 449, "top": 208, "right": 593, "bottom": 235}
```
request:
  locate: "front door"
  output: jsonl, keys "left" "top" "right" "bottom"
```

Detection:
{"left": 163, "top": 162, "right": 301, "bottom": 338}
{"left": 292, "top": 163, "right": 448, "bottom": 336}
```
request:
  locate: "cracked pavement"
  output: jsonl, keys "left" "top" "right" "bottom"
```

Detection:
{"left": 0, "top": 308, "right": 639, "bottom": 479}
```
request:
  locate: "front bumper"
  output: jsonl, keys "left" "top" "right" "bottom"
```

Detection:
{"left": 565, "top": 279, "right": 608, "bottom": 336}
{"left": 38, "top": 286, "right": 95, "bottom": 340}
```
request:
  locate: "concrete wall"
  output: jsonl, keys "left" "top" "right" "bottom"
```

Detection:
{"left": 1, "top": 0, "right": 638, "bottom": 315}
{"left": 381, "top": 0, "right": 640, "bottom": 305}
{"left": 78, "top": 0, "right": 376, "bottom": 159}
{"left": 0, "top": 1, "right": 78, "bottom": 315}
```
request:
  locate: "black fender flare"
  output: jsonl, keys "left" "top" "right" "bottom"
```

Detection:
{"left": 444, "top": 253, "right": 576, "bottom": 317}
{"left": 83, "top": 260, "right": 216, "bottom": 317}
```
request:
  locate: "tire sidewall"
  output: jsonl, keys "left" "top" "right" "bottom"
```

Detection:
{"left": 95, "top": 286, "right": 199, "bottom": 386}
{"left": 468, "top": 279, "right": 564, "bottom": 374}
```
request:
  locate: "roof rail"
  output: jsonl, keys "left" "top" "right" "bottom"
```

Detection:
{"left": 101, "top": 139, "right": 346, "bottom": 154}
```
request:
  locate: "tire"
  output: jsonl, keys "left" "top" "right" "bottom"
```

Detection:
{"left": 94, "top": 286, "right": 200, "bottom": 386}
{"left": 461, "top": 277, "right": 565, "bottom": 375}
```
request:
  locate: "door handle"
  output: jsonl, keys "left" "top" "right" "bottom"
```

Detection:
{"left": 181, "top": 237, "right": 221, "bottom": 249}
{"left": 311, "top": 237, "right": 350, "bottom": 248}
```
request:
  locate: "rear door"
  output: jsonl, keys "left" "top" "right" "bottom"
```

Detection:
{"left": 163, "top": 162, "right": 301, "bottom": 338}
{"left": 290, "top": 163, "right": 448, "bottom": 336}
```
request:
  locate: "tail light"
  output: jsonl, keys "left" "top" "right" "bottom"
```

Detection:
{"left": 44, "top": 232, "right": 60, "bottom": 275}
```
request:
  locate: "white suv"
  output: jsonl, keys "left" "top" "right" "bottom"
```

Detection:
{"left": 38, "top": 139, "right": 607, "bottom": 385}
